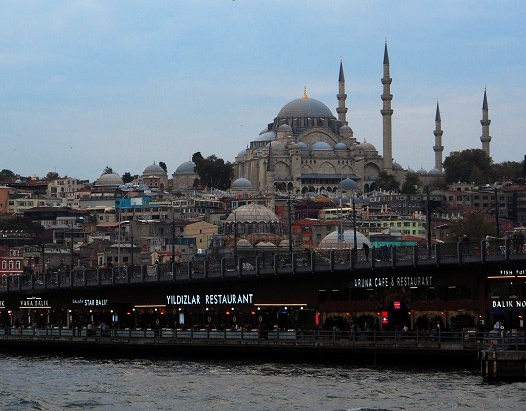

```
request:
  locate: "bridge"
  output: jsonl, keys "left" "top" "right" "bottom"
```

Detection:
{"left": 1, "top": 238, "right": 524, "bottom": 293}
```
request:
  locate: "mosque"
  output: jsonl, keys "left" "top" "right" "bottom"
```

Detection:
{"left": 229, "top": 43, "right": 492, "bottom": 196}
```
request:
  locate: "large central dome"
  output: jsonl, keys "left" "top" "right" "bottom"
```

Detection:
{"left": 277, "top": 96, "right": 334, "bottom": 119}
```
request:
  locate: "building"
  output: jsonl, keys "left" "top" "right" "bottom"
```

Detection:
{"left": 233, "top": 44, "right": 492, "bottom": 197}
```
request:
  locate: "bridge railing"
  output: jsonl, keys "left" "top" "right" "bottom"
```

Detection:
{"left": 2, "top": 239, "right": 525, "bottom": 292}
{"left": 0, "top": 326, "right": 487, "bottom": 349}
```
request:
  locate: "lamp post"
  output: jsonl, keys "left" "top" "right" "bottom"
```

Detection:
{"left": 287, "top": 193, "right": 293, "bottom": 254}
{"left": 425, "top": 186, "right": 432, "bottom": 258}
{"left": 494, "top": 187, "right": 500, "bottom": 237}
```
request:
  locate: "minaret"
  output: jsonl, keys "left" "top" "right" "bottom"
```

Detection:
{"left": 381, "top": 42, "right": 394, "bottom": 171}
{"left": 336, "top": 60, "right": 348, "bottom": 125}
{"left": 480, "top": 89, "right": 491, "bottom": 157}
{"left": 266, "top": 142, "right": 275, "bottom": 210}
{"left": 433, "top": 101, "right": 444, "bottom": 172}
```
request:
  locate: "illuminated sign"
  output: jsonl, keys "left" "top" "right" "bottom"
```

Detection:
{"left": 72, "top": 299, "right": 109, "bottom": 307}
{"left": 497, "top": 269, "right": 526, "bottom": 276}
{"left": 166, "top": 293, "right": 254, "bottom": 306}
{"left": 0, "top": 300, "right": 4, "bottom": 308}
{"left": 492, "top": 300, "right": 526, "bottom": 309}
{"left": 349, "top": 275, "right": 433, "bottom": 289}
{"left": 393, "top": 301, "right": 401, "bottom": 310}
{"left": 381, "top": 311, "right": 388, "bottom": 324}
{"left": 20, "top": 297, "right": 49, "bottom": 308}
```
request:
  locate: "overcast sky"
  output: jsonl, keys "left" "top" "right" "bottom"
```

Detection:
{"left": 1, "top": 1, "right": 524, "bottom": 182}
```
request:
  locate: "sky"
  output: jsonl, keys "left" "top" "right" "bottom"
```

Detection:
{"left": 1, "top": 1, "right": 525, "bottom": 182}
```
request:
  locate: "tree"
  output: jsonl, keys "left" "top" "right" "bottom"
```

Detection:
{"left": 0, "top": 169, "right": 15, "bottom": 181}
{"left": 46, "top": 171, "right": 59, "bottom": 180}
{"left": 449, "top": 212, "right": 496, "bottom": 243}
{"left": 443, "top": 149, "right": 492, "bottom": 184}
{"left": 401, "top": 172, "right": 421, "bottom": 194}
{"left": 159, "top": 161, "right": 167, "bottom": 172}
{"left": 375, "top": 171, "right": 400, "bottom": 192}
{"left": 492, "top": 161, "right": 522, "bottom": 182}
{"left": 192, "top": 152, "right": 233, "bottom": 190}
{"left": 122, "top": 172, "right": 134, "bottom": 184}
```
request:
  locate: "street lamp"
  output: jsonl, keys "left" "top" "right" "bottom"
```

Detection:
{"left": 337, "top": 178, "right": 359, "bottom": 258}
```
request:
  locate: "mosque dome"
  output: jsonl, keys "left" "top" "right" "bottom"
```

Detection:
{"left": 296, "top": 142, "right": 308, "bottom": 150}
{"left": 318, "top": 230, "right": 372, "bottom": 250}
{"left": 255, "top": 131, "right": 276, "bottom": 142}
{"left": 267, "top": 141, "right": 285, "bottom": 151}
{"left": 237, "top": 148, "right": 247, "bottom": 157}
{"left": 231, "top": 178, "right": 253, "bottom": 189}
{"left": 277, "top": 124, "right": 292, "bottom": 132}
{"left": 144, "top": 163, "right": 165, "bottom": 175}
{"left": 392, "top": 162, "right": 403, "bottom": 170}
{"left": 338, "top": 178, "right": 359, "bottom": 191}
{"left": 358, "top": 141, "right": 377, "bottom": 151}
{"left": 226, "top": 204, "right": 280, "bottom": 223}
{"left": 277, "top": 97, "right": 334, "bottom": 119}
{"left": 428, "top": 168, "right": 442, "bottom": 175}
{"left": 95, "top": 171, "right": 124, "bottom": 187}
{"left": 311, "top": 141, "right": 333, "bottom": 151}
{"left": 334, "top": 142, "right": 348, "bottom": 151}
{"left": 175, "top": 161, "right": 196, "bottom": 175}
{"left": 339, "top": 125, "right": 353, "bottom": 133}
{"left": 417, "top": 168, "right": 428, "bottom": 175}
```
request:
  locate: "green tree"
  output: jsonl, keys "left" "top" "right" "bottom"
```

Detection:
{"left": 492, "top": 161, "right": 522, "bottom": 182}
{"left": 46, "top": 171, "right": 59, "bottom": 180}
{"left": 191, "top": 152, "right": 233, "bottom": 190}
{"left": 449, "top": 212, "right": 496, "bottom": 243}
{"left": 443, "top": 149, "right": 492, "bottom": 184}
{"left": 0, "top": 169, "right": 15, "bottom": 181}
{"left": 401, "top": 172, "right": 421, "bottom": 194}
{"left": 375, "top": 171, "right": 400, "bottom": 192}
{"left": 122, "top": 172, "right": 134, "bottom": 184}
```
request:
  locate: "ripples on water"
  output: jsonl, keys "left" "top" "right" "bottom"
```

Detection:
{"left": 1, "top": 354, "right": 525, "bottom": 411}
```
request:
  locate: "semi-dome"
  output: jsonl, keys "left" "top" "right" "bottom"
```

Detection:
{"left": 175, "top": 161, "right": 196, "bottom": 174}
{"left": 311, "top": 141, "right": 332, "bottom": 151}
{"left": 254, "top": 131, "right": 276, "bottom": 142}
{"left": 226, "top": 204, "right": 280, "bottom": 223}
{"left": 231, "top": 177, "right": 253, "bottom": 189}
{"left": 144, "top": 163, "right": 165, "bottom": 174}
{"left": 334, "top": 142, "right": 348, "bottom": 151}
{"left": 318, "top": 230, "right": 372, "bottom": 250}
{"left": 277, "top": 97, "right": 334, "bottom": 119}
{"left": 95, "top": 172, "right": 124, "bottom": 187}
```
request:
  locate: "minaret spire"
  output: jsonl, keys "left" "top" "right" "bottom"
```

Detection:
{"left": 433, "top": 101, "right": 444, "bottom": 172}
{"left": 480, "top": 88, "right": 491, "bottom": 157}
{"left": 381, "top": 41, "right": 394, "bottom": 171}
{"left": 336, "top": 59, "right": 348, "bottom": 125}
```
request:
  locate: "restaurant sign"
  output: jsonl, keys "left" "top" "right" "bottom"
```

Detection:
{"left": 20, "top": 297, "right": 49, "bottom": 308}
{"left": 166, "top": 293, "right": 254, "bottom": 306}
{"left": 492, "top": 300, "right": 526, "bottom": 309}
{"left": 497, "top": 269, "right": 526, "bottom": 276}
{"left": 72, "top": 299, "right": 109, "bottom": 307}
{"left": 349, "top": 275, "right": 433, "bottom": 289}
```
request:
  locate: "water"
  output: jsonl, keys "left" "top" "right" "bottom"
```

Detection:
{"left": 0, "top": 354, "right": 525, "bottom": 410}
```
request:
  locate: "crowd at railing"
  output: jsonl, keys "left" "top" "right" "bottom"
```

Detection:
{"left": 1, "top": 237, "right": 525, "bottom": 293}
{"left": 0, "top": 326, "right": 500, "bottom": 348}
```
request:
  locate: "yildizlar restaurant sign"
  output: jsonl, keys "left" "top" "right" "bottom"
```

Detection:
{"left": 349, "top": 275, "right": 433, "bottom": 289}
